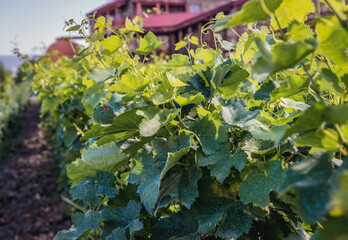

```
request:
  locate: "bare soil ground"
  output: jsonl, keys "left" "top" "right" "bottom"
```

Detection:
{"left": 0, "top": 104, "right": 71, "bottom": 240}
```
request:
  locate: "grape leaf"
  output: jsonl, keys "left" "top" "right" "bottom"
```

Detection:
{"left": 109, "top": 72, "right": 151, "bottom": 93}
{"left": 198, "top": 143, "right": 247, "bottom": 183}
{"left": 252, "top": 37, "right": 316, "bottom": 82}
{"left": 218, "top": 64, "right": 250, "bottom": 99}
{"left": 318, "top": 68, "right": 345, "bottom": 98}
{"left": 81, "top": 108, "right": 144, "bottom": 142}
{"left": 195, "top": 197, "right": 253, "bottom": 239}
{"left": 270, "top": 0, "right": 315, "bottom": 29}
{"left": 213, "top": 0, "right": 282, "bottom": 31}
{"left": 54, "top": 210, "right": 102, "bottom": 240}
{"left": 316, "top": 21, "right": 348, "bottom": 66}
{"left": 167, "top": 54, "right": 190, "bottom": 67}
{"left": 83, "top": 84, "right": 108, "bottom": 109}
{"left": 70, "top": 172, "right": 117, "bottom": 206}
{"left": 175, "top": 93, "right": 205, "bottom": 106}
{"left": 128, "top": 132, "right": 193, "bottom": 213}
{"left": 63, "top": 126, "right": 78, "bottom": 147}
{"left": 239, "top": 161, "right": 284, "bottom": 207}
{"left": 150, "top": 210, "right": 198, "bottom": 240}
{"left": 184, "top": 116, "right": 226, "bottom": 155}
{"left": 92, "top": 106, "right": 116, "bottom": 125}
{"left": 67, "top": 142, "right": 126, "bottom": 184}
{"left": 87, "top": 67, "right": 115, "bottom": 84}
{"left": 106, "top": 227, "right": 127, "bottom": 240}
{"left": 101, "top": 200, "right": 142, "bottom": 232}
{"left": 280, "top": 153, "right": 347, "bottom": 223}
{"left": 134, "top": 31, "right": 165, "bottom": 55}
{"left": 101, "top": 35, "right": 123, "bottom": 52}
{"left": 156, "top": 164, "right": 202, "bottom": 212}
{"left": 313, "top": 215, "right": 348, "bottom": 240}
{"left": 221, "top": 98, "right": 260, "bottom": 128}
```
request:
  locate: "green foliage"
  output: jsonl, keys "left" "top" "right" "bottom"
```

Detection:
{"left": 29, "top": 3, "right": 348, "bottom": 239}
{"left": 0, "top": 61, "right": 31, "bottom": 158}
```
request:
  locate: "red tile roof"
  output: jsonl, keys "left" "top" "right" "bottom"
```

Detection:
{"left": 47, "top": 38, "right": 78, "bottom": 61}
{"left": 143, "top": 12, "right": 201, "bottom": 28}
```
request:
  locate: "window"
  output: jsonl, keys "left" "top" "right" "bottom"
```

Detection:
{"left": 189, "top": 4, "right": 201, "bottom": 13}
{"left": 169, "top": 5, "right": 185, "bottom": 13}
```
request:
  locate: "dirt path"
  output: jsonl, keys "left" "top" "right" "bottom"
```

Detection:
{"left": 0, "top": 104, "right": 71, "bottom": 240}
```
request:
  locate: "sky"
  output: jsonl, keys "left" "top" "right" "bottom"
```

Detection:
{"left": 0, "top": 0, "right": 111, "bottom": 56}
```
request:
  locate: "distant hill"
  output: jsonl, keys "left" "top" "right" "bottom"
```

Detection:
{"left": 0, "top": 55, "right": 39, "bottom": 76}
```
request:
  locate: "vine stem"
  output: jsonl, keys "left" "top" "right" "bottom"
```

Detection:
{"left": 335, "top": 124, "right": 348, "bottom": 153}
{"left": 61, "top": 196, "right": 86, "bottom": 213}
{"left": 260, "top": 0, "right": 285, "bottom": 38}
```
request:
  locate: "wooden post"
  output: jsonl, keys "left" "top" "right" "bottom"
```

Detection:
{"left": 156, "top": 3, "right": 161, "bottom": 14}
{"left": 136, "top": 2, "right": 142, "bottom": 16}
{"left": 165, "top": 3, "right": 169, "bottom": 13}
{"left": 178, "top": 30, "right": 183, "bottom": 41}
{"left": 115, "top": 7, "right": 119, "bottom": 20}
{"left": 169, "top": 32, "right": 176, "bottom": 54}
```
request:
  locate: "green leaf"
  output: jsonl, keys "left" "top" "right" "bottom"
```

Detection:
{"left": 270, "top": 0, "right": 315, "bottom": 29}
{"left": 134, "top": 31, "right": 165, "bottom": 55}
{"left": 270, "top": 75, "right": 309, "bottom": 103}
{"left": 70, "top": 177, "right": 101, "bottom": 206}
{"left": 41, "top": 98, "right": 59, "bottom": 117}
{"left": 101, "top": 35, "right": 123, "bottom": 52}
{"left": 213, "top": 0, "right": 282, "bottom": 31}
{"left": 295, "top": 129, "right": 340, "bottom": 153}
{"left": 106, "top": 227, "right": 127, "bottom": 240}
{"left": 218, "top": 64, "right": 250, "bottom": 99}
{"left": 166, "top": 72, "right": 187, "bottom": 87}
{"left": 63, "top": 126, "right": 78, "bottom": 147}
{"left": 194, "top": 48, "right": 215, "bottom": 65}
{"left": 221, "top": 98, "right": 260, "bottom": 128}
{"left": 92, "top": 105, "right": 116, "bottom": 125}
{"left": 175, "top": 40, "right": 186, "bottom": 51}
{"left": 109, "top": 72, "right": 151, "bottom": 93}
{"left": 128, "top": 132, "right": 193, "bottom": 213}
{"left": 54, "top": 210, "right": 102, "bottom": 240}
{"left": 67, "top": 142, "right": 126, "bottom": 184}
{"left": 136, "top": 108, "right": 180, "bottom": 137}
{"left": 239, "top": 161, "right": 284, "bottom": 207}
{"left": 280, "top": 102, "right": 327, "bottom": 140}
{"left": 279, "top": 98, "right": 309, "bottom": 112}
{"left": 288, "top": 20, "right": 314, "bottom": 41}
{"left": 316, "top": 21, "right": 348, "bottom": 66}
{"left": 82, "top": 108, "right": 144, "bottom": 142}
{"left": 150, "top": 210, "right": 197, "bottom": 240}
{"left": 318, "top": 68, "right": 345, "bottom": 98}
{"left": 215, "top": 200, "right": 254, "bottom": 239}
{"left": 83, "top": 84, "right": 108, "bottom": 109}
{"left": 175, "top": 93, "right": 205, "bottom": 106}
{"left": 184, "top": 116, "right": 226, "bottom": 155}
{"left": 87, "top": 67, "right": 115, "bottom": 84}
{"left": 280, "top": 153, "right": 345, "bottom": 223}
{"left": 94, "top": 16, "right": 106, "bottom": 31}
{"left": 125, "top": 17, "right": 143, "bottom": 33}
{"left": 252, "top": 38, "right": 316, "bottom": 81}
{"left": 167, "top": 54, "right": 190, "bottom": 67}
{"left": 70, "top": 172, "right": 116, "bottom": 206}
{"left": 313, "top": 215, "right": 348, "bottom": 240}
{"left": 101, "top": 200, "right": 142, "bottom": 228}
{"left": 156, "top": 164, "right": 202, "bottom": 212}
{"left": 198, "top": 144, "right": 247, "bottom": 183}
{"left": 195, "top": 197, "right": 253, "bottom": 239}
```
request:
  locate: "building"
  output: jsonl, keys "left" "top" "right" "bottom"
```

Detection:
{"left": 87, "top": 0, "right": 248, "bottom": 53}
{"left": 47, "top": 38, "right": 78, "bottom": 62}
